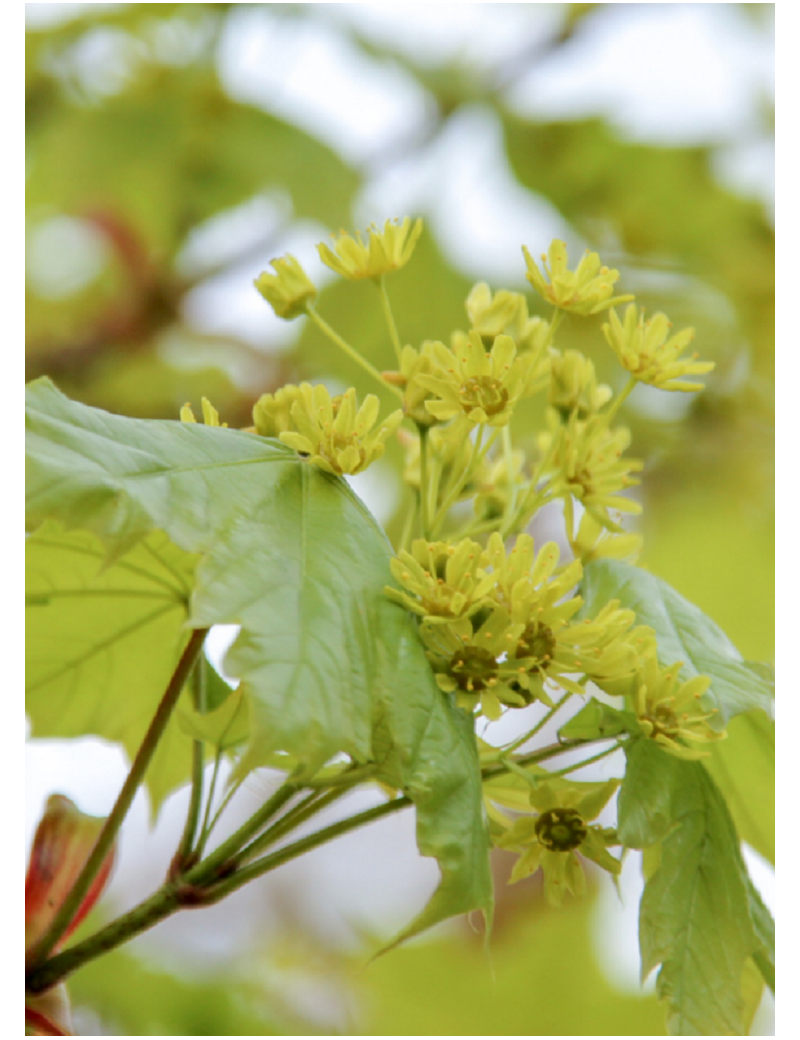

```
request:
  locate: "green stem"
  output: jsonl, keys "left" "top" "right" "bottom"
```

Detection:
{"left": 174, "top": 660, "right": 208, "bottom": 869}
{"left": 500, "top": 425, "right": 518, "bottom": 530}
{"left": 480, "top": 738, "right": 592, "bottom": 782}
{"left": 27, "top": 737, "right": 609, "bottom": 993}
{"left": 27, "top": 794, "right": 413, "bottom": 992}
{"left": 545, "top": 308, "right": 563, "bottom": 348}
{"left": 183, "top": 772, "right": 303, "bottom": 886}
{"left": 377, "top": 275, "right": 404, "bottom": 365}
{"left": 205, "top": 772, "right": 247, "bottom": 840}
{"left": 195, "top": 747, "right": 223, "bottom": 859}
{"left": 564, "top": 494, "right": 576, "bottom": 547}
{"left": 305, "top": 304, "right": 404, "bottom": 400}
{"left": 235, "top": 785, "right": 352, "bottom": 864}
{"left": 432, "top": 426, "right": 500, "bottom": 536}
{"left": 202, "top": 739, "right": 617, "bottom": 905}
{"left": 27, "top": 882, "right": 184, "bottom": 994}
{"left": 502, "top": 692, "right": 573, "bottom": 755}
{"left": 397, "top": 493, "right": 418, "bottom": 554}
{"left": 26, "top": 628, "right": 210, "bottom": 972}
{"left": 537, "top": 741, "right": 623, "bottom": 780}
{"left": 604, "top": 375, "right": 637, "bottom": 425}
{"left": 418, "top": 425, "right": 431, "bottom": 539}
{"left": 499, "top": 436, "right": 556, "bottom": 540}
{"left": 201, "top": 796, "right": 413, "bottom": 904}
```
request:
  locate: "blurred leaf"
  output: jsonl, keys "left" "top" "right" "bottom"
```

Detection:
{"left": 26, "top": 522, "right": 199, "bottom": 817}
{"left": 640, "top": 483, "right": 774, "bottom": 664}
{"left": 503, "top": 116, "right": 774, "bottom": 376}
{"left": 360, "top": 888, "right": 666, "bottom": 1036}
{"left": 27, "top": 66, "right": 358, "bottom": 256}
{"left": 26, "top": 377, "right": 492, "bottom": 939}
{"left": 618, "top": 740, "right": 774, "bottom": 1035}
{"left": 579, "top": 559, "right": 774, "bottom": 726}
{"left": 68, "top": 945, "right": 295, "bottom": 1036}
{"left": 704, "top": 710, "right": 774, "bottom": 865}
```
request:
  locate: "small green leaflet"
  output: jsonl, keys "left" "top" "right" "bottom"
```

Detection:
{"left": 558, "top": 698, "right": 639, "bottom": 742}
{"left": 25, "top": 377, "right": 492, "bottom": 941}
{"left": 579, "top": 559, "right": 774, "bottom": 727}
{"left": 618, "top": 740, "right": 775, "bottom": 1035}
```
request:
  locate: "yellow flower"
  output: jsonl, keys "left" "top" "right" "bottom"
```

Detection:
{"left": 485, "top": 532, "right": 582, "bottom": 626}
{"left": 252, "top": 385, "right": 304, "bottom": 437}
{"left": 387, "top": 538, "right": 494, "bottom": 620}
{"left": 538, "top": 410, "right": 643, "bottom": 531}
{"left": 384, "top": 342, "right": 446, "bottom": 428}
{"left": 493, "top": 778, "right": 621, "bottom": 905}
{"left": 416, "top": 331, "right": 525, "bottom": 427}
{"left": 279, "top": 383, "right": 402, "bottom": 476}
{"left": 523, "top": 240, "right": 633, "bottom": 316}
{"left": 317, "top": 217, "right": 423, "bottom": 281}
{"left": 180, "top": 397, "right": 227, "bottom": 427}
{"left": 254, "top": 255, "right": 317, "bottom": 320}
{"left": 602, "top": 304, "right": 715, "bottom": 391}
{"left": 628, "top": 654, "right": 725, "bottom": 759}
{"left": 420, "top": 607, "right": 533, "bottom": 720}
{"left": 465, "top": 282, "right": 528, "bottom": 343}
{"left": 455, "top": 288, "right": 552, "bottom": 362}
{"left": 485, "top": 533, "right": 639, "bottom": 701}
{"left": 549, "top": 349, "right": 613, "bottom": 418}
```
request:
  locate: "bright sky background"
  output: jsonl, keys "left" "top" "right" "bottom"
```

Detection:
{"left": 24, "top": 3, "right": 776, "bottom": 1032}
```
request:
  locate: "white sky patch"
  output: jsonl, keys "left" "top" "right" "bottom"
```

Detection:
{"left": 181, "top": 219, "right": 334, "bottom": 353}
{"left": 175, "top": 193, "right": 292, "bottom": 282}
{"left": 505, "top": 4, "right": 775, "bottom": 146}
{"left": 330, "top": 3, "right": 561, "bottom": 71}
{"left": 345, "top": 461, "right": 401, "bottom": 529}
{"left": 216, "top": 5, "right": 430, "bottom": 165}
{"left": 204, "top": 624, "right": 242, "bottom": 686}
{"left": 26, "top": 215, "right": 111, "bottom": 299}
{"left": 359, "top": 103, "right": 574, "bottom": 286}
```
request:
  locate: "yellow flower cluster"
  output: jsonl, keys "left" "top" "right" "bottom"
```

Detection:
{"left": 603, "top": 304, "right": 714, "bottom": 392}
{"left": 523, "top": 240, "right": 633, "bottom": 316}
{"left": 317, "top": 217, "right": 423, "bottom": 282}
{"left": 538, "top": 409, "right": 643, "bottom": 531}
{"left": 607, "top": 653, "right": 724, "bottom": 759}
{"left": 387, "top": 532, "right": 644, "bottom": 720}
{"left": 253, "top": 383, "right": 402, "bottom": 476}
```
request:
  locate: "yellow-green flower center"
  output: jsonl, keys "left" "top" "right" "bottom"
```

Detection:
{"left": 535, "top": 808, "right": 588, "bottom": 852}
{"left": 449, "top": 646, "right": 498, "bottom": 692}
{"left": 518, "top": 622, "right": 557, "bottom": 667}
{"left": 459, "top": 376, "right": 509, "bottom": 417}
{"left": 642, "top": 702, "right": 680, "bottom": 738}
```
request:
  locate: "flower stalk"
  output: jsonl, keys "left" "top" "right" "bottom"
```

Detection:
{"left": 26, "top": 628, "right": 210, "bottom": 973}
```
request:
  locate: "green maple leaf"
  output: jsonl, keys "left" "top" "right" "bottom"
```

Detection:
{"left": 25, "top": 377, "right": 492, "bottom": 941}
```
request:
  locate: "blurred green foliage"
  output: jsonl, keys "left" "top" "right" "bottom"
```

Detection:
{"left": 26, "top": 3, "right": 773, "bottom": 1035}
{"left": 69, "top": 886, "right": 666, "bottom": 1036}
